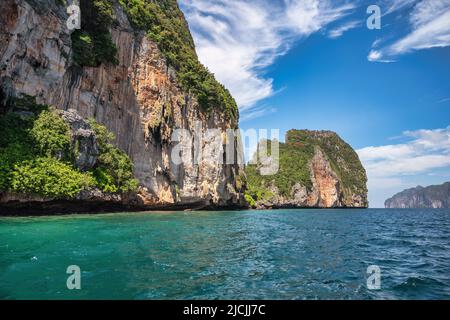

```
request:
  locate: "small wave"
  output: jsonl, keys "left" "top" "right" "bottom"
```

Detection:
{"left": 393, "top": 276, "right": 445, "bottom": 292}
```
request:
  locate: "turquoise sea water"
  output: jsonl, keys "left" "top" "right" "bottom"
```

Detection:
{"left": 0, "top": 209, "right": 449, "bottom": 300}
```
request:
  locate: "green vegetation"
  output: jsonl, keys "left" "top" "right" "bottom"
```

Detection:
{"left": 71, "top": 0, "right": 238, "bottom": 122}
{"left": 245, "top": 138, "right": 314, "bottom": 203}
{"left": 88, "top": 119, "right": 139, "bottom": 193}
{"left": 30, "top": 110, "right": 71, "bottom": 159}
{"left": 10, "top": 94, "right": 49, "bottom": 114}
{"left": 118, "top": 0, "right": 238, "bottom": 125}
{"left": 0, "top": 102, "right": 138, "bottom": 199}
{"left": 0, "top": 110, "right": 90, "bottom": 199}
{"left": 244, "top": 194, "right": 256, "bottom": 208}
{"left": 71, "top": 0, "right": 118, "bottom": 67}
{"left": 286, "top": 130, "right": 368, "bottom": 197}
{"left": 11, "top": 157, "right": 94, "bottom": 198}
{"left": 0, "top": 143, "right": 33, "bottom": 191}
{"left": 245, "top": 130, "right": 368, "bottom": 204}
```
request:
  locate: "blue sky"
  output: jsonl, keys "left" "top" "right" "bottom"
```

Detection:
{"left": 179, "top": 0, "right": 450, "bottom": 207}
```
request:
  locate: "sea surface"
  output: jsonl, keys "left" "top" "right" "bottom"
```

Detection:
{"left": 0, "top": 209, "right": 449, "bottom": 300}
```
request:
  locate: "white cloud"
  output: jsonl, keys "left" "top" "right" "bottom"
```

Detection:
{"left": 328, "top": 20, "right": 361, "bottom": 38}
{"left": 391, "top": 10, "right": 450, "bottom": 53}
{"left": 367, "top": 50, "right": 382, "bottom": 62}
{"left": 358, "top": 126, "right": 450, "bottom": 177}
{"left": 239, "top": 105, "right": 277, "bottom": 123}
{"left": 367, "top": 49, "right": 395, "bottom": 63}
{"left": 410, "top": 0, "right": 450, "bottom": 27}
{"left": 358, "top": 126, "right": 450, "bottom": 207}
{"left": 180, "top": 0, "right": 355, "bottom": 119}
{"left": 369, "top": 0, "right": 450, "bottom": 62}
{"left": 285, "top": 1, "right": 354, "bottom": 35}
{"left": 383, "top": 0, "right": 418, "bottom": 16}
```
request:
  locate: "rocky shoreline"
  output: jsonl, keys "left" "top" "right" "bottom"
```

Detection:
{"left": 0, "top": 200, "right": 366, "bottom": 216}
{"left": 0, "top": 199, "right": 241, "bottom": 216}
{"left": 0, "top": 189, "right": 247, "bottom": 216}
{"left": 0, "top": 0, "right": 245, "bottom": 212}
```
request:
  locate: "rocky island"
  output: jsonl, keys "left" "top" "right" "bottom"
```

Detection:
{"left": 385, "top": 182, "right": 450, "bottom": 209}
{"left": 0, "top": 0, "right": 245, "bottom": 214}
{"left": 0, "top": 0, "right": 368, "bottom": 214}
{"left": 245, "top": 130, "right": 368, "bottom": 209}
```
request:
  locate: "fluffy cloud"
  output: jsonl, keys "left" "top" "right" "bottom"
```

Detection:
{"left": 357, "top": 126, "right": 450, "bottom": 207}
{"left": 369, "top": 0, "right": 450, "bottom": 62}
{"left": 358, "top": 126, "right": 450, "bottom": 180}
{"left": 180, "top": 0, "right": 354, "bottom": 119}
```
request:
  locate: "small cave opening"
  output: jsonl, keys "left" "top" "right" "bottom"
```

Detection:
{"left": 151, "top": 125, "right": 162, "bottom": 145}
{"left": 0, "top": 86, "right": 10, "bottom": 114}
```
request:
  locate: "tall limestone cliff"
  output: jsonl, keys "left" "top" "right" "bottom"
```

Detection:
{"left": 385, "top": 182, "right": 450, "bottom": 209}
{"left": 0, "top": 0, "right": 245, "bottom": 212}
{"left": 245, "top": 130, "right": 368, "bottom": 209}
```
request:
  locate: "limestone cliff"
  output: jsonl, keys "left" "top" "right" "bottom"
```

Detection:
{"left": 0, "top": 0, "right": 245, "bottom": 212}
{"left": 245, "top": 130, "right": 368, "bottom": 209}
{"left": 385, "top": 182, "right": 450, "bottom": 209}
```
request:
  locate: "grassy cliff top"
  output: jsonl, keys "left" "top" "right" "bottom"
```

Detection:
{"left": 69, "top": 0, "right": 238, "bottom": 126}
{"left": 119, "top": 0, "right": 239, "bottom": 126}
{"left": 246, "top": 129, "right": 368, "bottom": 201}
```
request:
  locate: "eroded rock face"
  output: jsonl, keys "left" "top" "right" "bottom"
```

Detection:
{"left": 308, "top": 148, "right": 340, "bottom": 207}
{"left": 0, "top": 0, "right": 245, "bottom": 209}
{"left": 59, "top": 109, "right": 99, "bottom": 171}
{"left": 256, "top": 149, "right": 344, "bottom": 209}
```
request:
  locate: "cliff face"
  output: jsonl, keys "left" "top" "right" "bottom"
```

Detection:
{"left": 385, "top": 183, "right": 450, "bottom": 209}
{"left": 245, "top": 130, "right": 368, "bottom": 209}
{"left": 0, "top": 0, "right": 244, "bottom": 210}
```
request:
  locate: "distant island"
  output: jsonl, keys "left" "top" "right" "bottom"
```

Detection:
{"left": 385, "top": 182, "right": 450, "bottom": 208}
